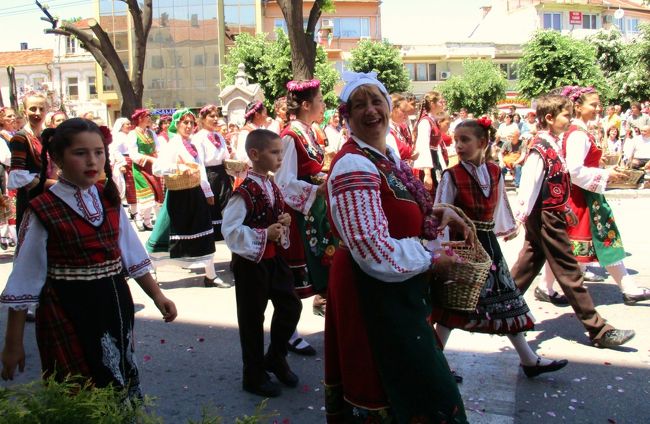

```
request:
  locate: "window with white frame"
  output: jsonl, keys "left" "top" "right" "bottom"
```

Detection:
{"left": 149, "top": 78, "right": 165, "bottom": 89}
{"left": 88, "top": 76, "right": 97, "bottom": 98}
{"left": 332, "top": 17, "right": 370, "bottom": 38}
{"left": 66, "top": 36, "right": 76, "bottom": 54}
{"left": 151, "top": 55, "right": 164, "bottom": 69}
{"left": 404, "top": 63, "right": 437, "bottom": 81}
{"left": 543, "top": 13, "right": 562, "bottom": 30}
{"left": 627, "top": 18, "right": 640, "bottom": 34}
{"left": 499, "top": 63, "right": 518, "bottom": 80}
{"left": 67, "top": 77, "right": 79, "bottom": 100}
{"left": 582, "top": 14, "right": 599, "bottom": 30}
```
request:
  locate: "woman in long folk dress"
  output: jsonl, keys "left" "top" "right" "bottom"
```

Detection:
{"left": 147, "top": 109, "right": 229, "bottom": 288}
{"left": 325, "top": 71, "right": 469, "bottom": 424}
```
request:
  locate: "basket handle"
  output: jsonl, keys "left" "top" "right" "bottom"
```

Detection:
{"left": 434, "top": 203, "right": 479, "bottom": 248}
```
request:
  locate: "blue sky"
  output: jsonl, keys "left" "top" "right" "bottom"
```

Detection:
{"left": 0, "top": 0, "right": 490, "bottom": 51}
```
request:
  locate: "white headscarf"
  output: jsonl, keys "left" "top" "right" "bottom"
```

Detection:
{"left": 338, "top": 71, "right": 392, "bottom": 111}
{"left": 111, "top": 117, "right": 130, "bottom": 137}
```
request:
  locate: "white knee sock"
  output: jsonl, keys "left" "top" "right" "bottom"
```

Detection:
{"left": 507, "top": 333, "right": 552, "bottom": 366}
{"left": 435, "top": 324, "right": 452, "bottom": 349}
{"left": 538, "top": 262, "right": 557, "bottom": 294}
{"left": 203, "top": 259, "right": 217, "bottom": 280}
{"left": 607, "top": 262, "right": 641, "bottom": 294}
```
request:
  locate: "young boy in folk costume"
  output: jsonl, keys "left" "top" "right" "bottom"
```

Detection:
{"left": 222, "top": 129, "right": 302, "bottom": 398}
{"left": 432, "top": 118, "right": 568, "bottom": 379}
{"left": 0, "top": 118, "right": 177, "bottom": 395}
{"left": 127, "top": 108, "right": 163, "bottom": 231}
{"left": 536, "top": 86, "right": 650, "bottom": 306}
{"left": 510, "top": 95, "right": 635, "bottom": 349}
{"left": 276, "top": 79, "right": 335, "bottom": 353}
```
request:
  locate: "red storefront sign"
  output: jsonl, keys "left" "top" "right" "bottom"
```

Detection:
{"left": 569, "top": 11, "right": 583, "bottom": 25}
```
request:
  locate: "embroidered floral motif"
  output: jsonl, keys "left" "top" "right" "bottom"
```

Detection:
{"left": 290, "top": 123, "right": 324, "bottom": 164}
{"left": 101, "top": 332, "right": 126, "bottom": 386}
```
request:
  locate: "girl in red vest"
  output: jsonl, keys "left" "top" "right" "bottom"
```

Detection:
{"left": 413, "top": 91, "right": 447, "bottom": 194}
{"left": 431, "top": 118, "right": 568, "bottom": 379}
{"left": 0, "top": 118, "right": 177, "bottom": 395}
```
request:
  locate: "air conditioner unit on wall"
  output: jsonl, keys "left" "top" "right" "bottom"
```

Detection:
{"left": 440, "top": 71, "right": 451, "bottom": 80}
{"left": 321, "top": 18, "right": 334, "bottom": 28}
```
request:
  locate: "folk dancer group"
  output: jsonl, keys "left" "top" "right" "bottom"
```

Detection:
{"left": 0, "top": 74, "right": 648, "bottom": 424}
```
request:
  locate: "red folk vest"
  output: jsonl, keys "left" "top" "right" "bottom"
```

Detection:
{"left": 29, "top": 184, "right": 123, "bottom": 280}
{"left": 281, "top": 123, "right": 324, "bottom": 179}
{"left": 527, "top": 135, "right": 571, "bottom": 211}
{"left": 328, "top": 139, "right": 423, "bottom": 240}
{"left": 445, "top": 162, "right": 501, "bottom": 223}
{"left": 234, "top": 176, "right": 286, "bottom": 259}
{"left": 561, "top": 125, "right": 602, "bottom": 167}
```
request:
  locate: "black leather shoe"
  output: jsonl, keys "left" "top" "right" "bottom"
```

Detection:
{"left": 265, "top": 362, "right": 299, "bottom": 388}
{"left": 521, "top": 357, "right": 568, "bottom": 378}
{"left": 243, "top": 379, "right": 281, "bottom": 397}
{"left": 593, "top": 329, "right": 635, "bottom": 349}
{"left": 203, "top": 276, "right": 232, "bottom": 288}
{"left": 534, "top": 287, "right": 569, "bottom": 306}
{"left": 623, "top": 288, "right": 650, "bottom": 305}
{"left": 142, "top": 223, "right": 154, "bottom": 232}
{"left": 287, "top": 338, "right": 316, "bottom": 356}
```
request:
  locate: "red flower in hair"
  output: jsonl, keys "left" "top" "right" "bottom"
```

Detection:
{"left": 99, "top": 125, "right": 112, "bottom": 145}
{"left": 477, "top": 117, "right": 492, "bottom": 129}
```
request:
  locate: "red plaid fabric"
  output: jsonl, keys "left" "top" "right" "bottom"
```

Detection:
{"left": 9, "top": 130, "right": 42, "bottom": 173}
{"left": 29, "top": 185, "right": 122, "bottom": 279}
{"left": 445, "top": 162, "right": 501, "bottom": 222}
{"left": 36, "top": 282, "right": 91, "bottom": 381}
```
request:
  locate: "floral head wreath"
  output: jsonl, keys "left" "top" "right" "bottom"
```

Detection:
{"left": 130, "top": 108, "right": 150, "bottom": 123}
{"left": 99, "top": 125, "right": 112, "bottom": 145}
{"left": 244, "top": 101, "right": 264, "bottom": 120}
{"left": 561, "top": 85, "right": 596, "bottom": 103}
{"left": 199, "top": 104, "right": 218, "bottom": 117}
{"left": 286, "top": 79, "right": 320, "bottom": 93}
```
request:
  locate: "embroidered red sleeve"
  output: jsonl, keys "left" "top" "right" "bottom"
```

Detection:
{"left": 331, "top": 172, "right": 408, "bottom": 273}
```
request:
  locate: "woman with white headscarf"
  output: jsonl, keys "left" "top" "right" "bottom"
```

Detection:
{"left": 324, "top": 72, "right": 469, "bottom": 423}
{"left": 110, "top": 117, "right": 137, "bottom": 217}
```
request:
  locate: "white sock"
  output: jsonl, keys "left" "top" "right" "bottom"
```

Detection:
{"left": 507, "top": 333, "right": 552, "bottom": 366}
{"left": 605, "top": 262, "right": 640, "bottom": 294}
{"left": 435, "top": 324, "right": 452, "bottom": 349}
{"left": 539, "top": 262, "right": 557, "bottom": 295}
{"left": 204, "top": 259, "right": 217, "bottom": 280}
{"left": 128, "top": 204, "right": 138, "bottom": 214}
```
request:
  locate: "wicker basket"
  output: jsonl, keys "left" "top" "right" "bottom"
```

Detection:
{"left": 602, "top": 153, "right": 621, "bottom": 167}
{"left": 224, "top": 159, "right": 248, "bottom": 177}
{"left": 165, "top": 162, "right": 201, "bottom": 191}
{"left": 430, "top": 204, "right": 492, "bottom": 311}
{"left": 606, "top": 167, "right": 644, "bottom": 190}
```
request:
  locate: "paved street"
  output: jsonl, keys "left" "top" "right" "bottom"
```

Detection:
{"left": 0, "top": 190, "right": 648, "bottom": 423}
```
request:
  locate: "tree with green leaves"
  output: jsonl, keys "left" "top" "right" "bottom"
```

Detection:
{"left": 438, "top": 60, "right": 507, "bottom": 115}
{"left": 517, "top": 30, "right": 606, "bottom": 99}
{"left": 610, "top": 23, "right": 650, "bottom": 104}
{"left": 276, "top": 0, "right": 335, "bottom": 80}
{"left": 222, "top": 30, "right": 338, "bottom": 109}
{"left": 348, "top": 40, "right": 410, "bottom": 93}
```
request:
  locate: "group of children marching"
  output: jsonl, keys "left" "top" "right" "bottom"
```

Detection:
{"left": 0, "top": 81, "right": 648, "bottom": 411}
